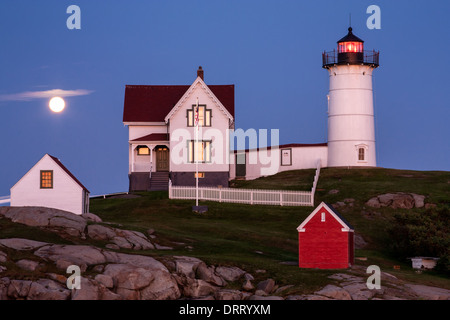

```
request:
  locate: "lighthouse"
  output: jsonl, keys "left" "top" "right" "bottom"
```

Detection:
{"left": 323, "top": 27, "right": 379, "bottom": 167}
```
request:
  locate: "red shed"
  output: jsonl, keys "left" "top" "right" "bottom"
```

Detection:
{"left": 297, "top": 202, "right": 354, "bottom": 269}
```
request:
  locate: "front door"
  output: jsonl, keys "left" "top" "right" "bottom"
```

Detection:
{"left": 156, "top": 147, "right": 169, "bottom": 172}
{"left": 235, "top": 153, "right": 246, "bottom": 177}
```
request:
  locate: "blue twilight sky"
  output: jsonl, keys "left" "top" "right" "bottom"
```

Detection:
{"left": 0, "top": 0, "right": 449, "bottom": 196}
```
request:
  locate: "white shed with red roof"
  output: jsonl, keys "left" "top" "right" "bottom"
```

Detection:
{"left": 10, "top": 154, "right": 90, "bottom": 215}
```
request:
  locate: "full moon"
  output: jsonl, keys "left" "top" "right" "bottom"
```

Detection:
{"left": 49, "top": 97, "right": 65, "bottom": 113}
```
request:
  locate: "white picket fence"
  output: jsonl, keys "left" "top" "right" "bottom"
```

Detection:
{"left": 169, "top": 160, "right": 321, "bottom": 207}
{"left": 169, "top": 185, "right": 313, "bottom": 206}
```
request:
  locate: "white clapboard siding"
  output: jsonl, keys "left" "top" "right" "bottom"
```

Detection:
{"left": 10, "top": 154, "right": 89, "bottom": 215}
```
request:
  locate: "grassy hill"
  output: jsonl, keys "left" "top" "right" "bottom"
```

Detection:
{"left": 89, "top": 167, "right": 450, "bottom": 294}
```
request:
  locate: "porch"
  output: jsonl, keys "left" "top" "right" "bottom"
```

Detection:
{"left": 129, "top": 134, "right": 170, "bottom": 191}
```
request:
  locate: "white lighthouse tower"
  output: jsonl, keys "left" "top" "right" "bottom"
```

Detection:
{"left": 323, "top": 27, "right": 379, "bottom": 167}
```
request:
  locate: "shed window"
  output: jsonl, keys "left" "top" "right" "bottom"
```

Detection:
{"left": 321, "top": 212, "right": 326, "bottom": 222}
{"left": 40, "top": 170, "right": 53, "bottom": 189}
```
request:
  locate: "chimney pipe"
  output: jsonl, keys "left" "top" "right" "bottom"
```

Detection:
{"left": 197, "top": 66, "right": 204, "bottom": 81}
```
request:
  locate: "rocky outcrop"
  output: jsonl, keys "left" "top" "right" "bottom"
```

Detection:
{"left": 1, "top": 206, "right": 449, "bottom": 301}
{"left": 287, "top": 270, "right": 449, "bottom": 300}
{"left": 0, "top": 207, "right": 170, "bottom": 251}
{"left": 404, "top": 284, "right": 450, "bottom": 300}
{"left": 0, "top": 237, "right": 272, "bottom": 300}
{"left": 215, "top": 266, "right": 246, "bottom": 282}
{"left": 365, "top": 193, "right": 426, "bottom": 209}
{"left": 0, "top": 238, "right": 49, "bottom": 251}
{"left": 0, "top": 240, "right": 182, "bottom": 300}
{"left": 314, "top": 284, "right": 352, "bottom": 300}
{"left": 87, "top": 224, "right": 156, "bottom": 250}
{"left": 255, "top": 279, "right": 276, "bottom": 296}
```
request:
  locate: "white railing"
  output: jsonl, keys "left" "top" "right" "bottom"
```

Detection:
{"left": 169, "top": 160, "right": 321, "bottom": 207}
{"left": 311, "top": 159, "right": 321, "bottom": 205}
{"left": 169, "top": 184, "right": 313, "bottom": 206}
{"left": 90, "top": 192, "right": 129, "bottom": 199}
{"left": 0, "top": 196, "right": 11, "bottom": 205}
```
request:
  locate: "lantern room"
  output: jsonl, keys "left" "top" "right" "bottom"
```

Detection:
{"left": 322, "top": 27, "right": 379, "bottom": 68}
{"left": 338, "top": 27, "right": 364, "bottom": 52}
{"left": 337, "top": 27, "right": 364, "bottom": 64}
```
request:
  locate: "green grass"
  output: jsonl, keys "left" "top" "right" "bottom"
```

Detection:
{"left": 86, "top": 168, "right": 450, "bottom": 293}
{"left": 3, "top": 167, "right": 447, "bottom": 294}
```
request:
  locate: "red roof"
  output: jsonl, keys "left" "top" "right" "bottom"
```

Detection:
{"left": 48, "top": 155, "right": 89, "bottom": 193}
{"left": 235, "top": 143, "right": 328, "bottom": 153}
{"left": 131, "top": 133, "right": 169, "bottom": 142}
{"left": 123, "top": 84, "right": 235, "bottom": 123}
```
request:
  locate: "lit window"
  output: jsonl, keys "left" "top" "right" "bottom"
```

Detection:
{"left": 187, "top": 105, "right": 211, "bottom": 127}
{"left": 188, "top": 140, "right": 211, "bottom": 163}
{"left": 40, "top": 170, "right": 53, "bottom": 189}
{"left": 137, "top": 146, "right": 150, "bottom": 155}
{"left": 358, "top": 148, "right": 365, "bottom": 161}
{"left": 194, "top": 172, "right": 205, "bottom": 178}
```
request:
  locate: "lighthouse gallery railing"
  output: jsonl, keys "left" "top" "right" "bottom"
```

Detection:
{"left": 322, "top": 49, "right": 379, "bottom": 67}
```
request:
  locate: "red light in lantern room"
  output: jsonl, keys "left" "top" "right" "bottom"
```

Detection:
{"left": 341, "top": 42, "right": 360, "bottom": 53}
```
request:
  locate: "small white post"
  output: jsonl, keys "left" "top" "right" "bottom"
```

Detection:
{"left": 131, "top": 144, "right": 135, "bottom": 173}
{"left": 149, "top": 146, "right": 153, "bottom": 179}
{"left": 195, "top": 97, "right": 199, "bottom": 207}
{"left": 168, "top": 179, "right": 172, "bottom": 199}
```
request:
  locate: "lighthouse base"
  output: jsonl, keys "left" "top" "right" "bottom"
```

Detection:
{"left": 327, "top": 141, "right": 376, "bottom": 168}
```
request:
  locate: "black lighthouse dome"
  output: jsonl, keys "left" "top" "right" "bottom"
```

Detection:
{"left": 322, "top": 27, "right": 379, "bottom": 68}
{"left": 337, "top": 27, "right": 364, "bottom": 44}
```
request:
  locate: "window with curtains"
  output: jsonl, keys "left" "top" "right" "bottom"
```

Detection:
{"left": 188, "top": 140, "right": 211, "bottom": 163}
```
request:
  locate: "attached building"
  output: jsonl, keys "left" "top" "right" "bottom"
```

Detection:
{"left": 10, "top": 154, "right": 90, "bottom": 215}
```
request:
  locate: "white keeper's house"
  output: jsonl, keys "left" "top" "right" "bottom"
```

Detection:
{"left": 123, "top": 67, "right": 235, "bottom": 191}
{"left": 10, "top": 154, "right": 90, "bottom": 215}
{"left": 123, "top": 27, "right": 379, "bottom": 191}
